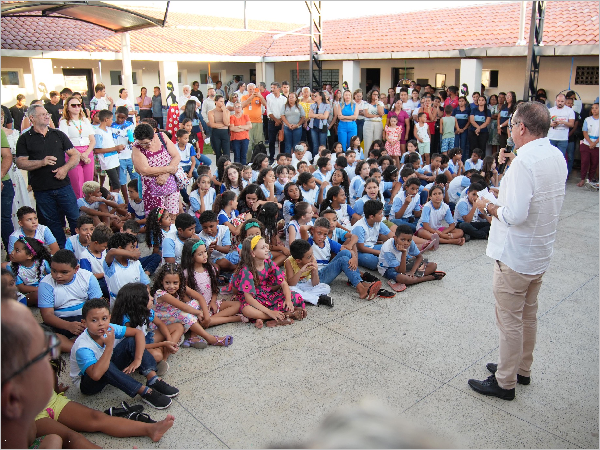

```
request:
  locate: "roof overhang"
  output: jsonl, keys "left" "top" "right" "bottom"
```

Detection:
{"left": 1, "top": 1, "right": 169, "bottom": 32}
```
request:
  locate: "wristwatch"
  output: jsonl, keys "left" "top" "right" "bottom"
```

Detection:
{"left": 483, "top": 203, "right": 491, "bottom": 216}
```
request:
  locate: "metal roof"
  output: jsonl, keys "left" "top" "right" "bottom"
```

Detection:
{"left": 1, "top": 1, "right": 169, "bottom": 32}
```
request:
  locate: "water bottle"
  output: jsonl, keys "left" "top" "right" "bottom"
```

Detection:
{"left": 127, "top": 128, "right": 134, "bottom": 143}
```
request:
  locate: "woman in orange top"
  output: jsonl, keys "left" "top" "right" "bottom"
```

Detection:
{"left": 229, "top": 102, "right": 252, "bottom": 165}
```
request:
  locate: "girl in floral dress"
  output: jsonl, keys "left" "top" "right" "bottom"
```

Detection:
{"left": 383, "top": 115, "right": 403, "bottom": 169}
{"left": 181, "top": 238, "right": 242, "bottom": 327}
{"left": 229, "top": 236, "right": 306, "bottom": 328}
{"left": 150, "top": 263, "right": 233, "bottom": 348}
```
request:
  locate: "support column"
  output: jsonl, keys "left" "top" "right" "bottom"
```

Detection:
{"left": 120, "top": 32, "right": 134, "bottom": 97}
{"left": 264, "top": 63, "right": 275, "bottom": 87}
{"left": 460, "top": 59, "right": 482, "bottom": 103}
{"left": 255, "top": 62, "right": 264, "bottom": 86}
{"left": 342, "top": 60, "right": 360, "bottom": 92}
{"left": 29, "top": 58, "right": 54, "bottom": 100}
{"left": 159, "top": 60, "right": 179, "bottom": 105}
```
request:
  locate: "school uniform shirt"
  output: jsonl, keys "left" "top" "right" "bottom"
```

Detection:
{"left": 353, "top": 195, "right": 383, "bottom": 217}
{"left": 104, "top": 259, "right": 149, "bottom": 305}
{"left": 349, "top": 176, "right": 366, "bottom": 206}
{"left": 286, "top": 219, "right": 301, "bottom": 247}
{"left": 274, "top": 181, "right": 287, "bottom": 202}
{"left": 452, "top": 106, "right": 471, "bottom": 130}
{"left": 70, "top": 323, "right": 127, "bottom": 389}
{"left": 283, "top": 200, "right": 295, "bottom": 225}
{"left": 465, "top": 158, "right": 483, "bottom": 171}
{"left": 469, "top": 108, "right": 490, "bottom": 133}
{"left": 391, "top": 189, "right": 422, "bottom": 219}
{"left": 344, "top": 164, "right": 357, "bottom": 181}
{"left": 333, "top": 204, "right": 355, "bottom": 229}
{"left": 111, "top": 120, "right": 134, "bottom": 160}
{"left": 416, "top": 201, "right": 454, "bottom": 231}
{"left": 189, "top": 188, "right": 216, "bottom": 214}
{"left": 38, "top": 269, "right": 102, "bottom": 318}
{"left": 79, "top": 248, "right": 107, "bottom": 275}
{"left": 77, "top": 197, "right": 101, "bottom": 216}
{"left": 198, "top": 225, "right": 231, "bottom": 264}
{"left": 448, "top": 175, "right": 471, "bottom": 203}
{"left": 218, "top": 209, "right": 238, "bottom": 225}
{"left": 352, "top": 217, "right": 391, "bottom": 249}
{"left": 259, "top": 184, "right": 273, "bottom": 199}
{"left": 453, "top": 197, "right": 485, "bottom": 223}
{"left": 121, "top": 310, "right": 155, "bottom": 340}
{"left": 313, "top": 169, "right": 333, "bottom": 183}
{"left": 13, "top": 260, "right": 51, "bottom": 287}
{"left": 307, "top": 236, "right": 342, "bottom": 269}
{"left": 300, "top": 186, "right": 319, "bottom": 206}
{"left": 291, "top": 152, "right": 312, "bottom": 167}
{"left": 583, "top": 116, "right": 599, "bottom": 147}
{"left": 377, "top": 238, "right": 420, "bottom": 275}
{"left": 547, "top": 106, "right": 576, "bottom": 141}
{"left": 251, "top": 170, "right": 260, "bottom": 183}
{"left": 330, "top": 227, "right": 348, "bottom": 244}
{"left": 447, "top": 159, "right": 460, "bottom": 175}
{"left": 177, "top": 142, "right": 196, "bottom": 167}
{"left": 400, "top": 152, "right": 423, "bottom": 166}
{"left": 128, "top": 198, "right": 145, "bottom": 220}
{"left": 162, "top": 231, "right": 187, "bottom": 265}
{"left": 7, "top": 226, "right": 57, "bottom": 254}
{"left": 220, "top": 184, "right": 241, "bottom": 196}
{"left": 94, "top": 128, "right": 120, "bottom": 171}
{"left": 64, "top": 235, "right": 89, "bottom": 260}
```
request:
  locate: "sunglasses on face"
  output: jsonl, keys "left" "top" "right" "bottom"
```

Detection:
{"left": 69, "top": 104, "right": 81, "bottom": 108}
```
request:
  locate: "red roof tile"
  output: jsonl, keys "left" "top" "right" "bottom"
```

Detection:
{"left": 1, "top": 2, "right": 598, "bottom": 57}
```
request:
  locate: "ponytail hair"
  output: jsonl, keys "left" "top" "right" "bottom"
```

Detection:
{"left": 320, "top": 185, "right": 342, "bottom": 213}
{"left": 212, "top": 190, "right": 237, "bottom": 213}
{"left": 292, "top": 201, "right": 311, "bottom": 220}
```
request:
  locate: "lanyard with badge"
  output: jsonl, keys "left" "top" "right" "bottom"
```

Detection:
{"left": 72, "top": 120, "right": 90, "bottom": 146}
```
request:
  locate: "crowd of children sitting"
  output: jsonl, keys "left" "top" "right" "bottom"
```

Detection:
{"left": 2, "top": 127, "right": 509, "bottom": 445}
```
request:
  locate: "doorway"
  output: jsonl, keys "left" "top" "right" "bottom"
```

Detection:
{"left": 62, "top": 68, "right": 93, "bottom": 107}
{"left": 365, "top": 68, "right": 380, "bottom": 93}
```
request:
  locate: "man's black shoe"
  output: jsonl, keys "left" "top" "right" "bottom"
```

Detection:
{"left": 317, "top": 295, "right": 334, "bottom": 307}
{"left": 486, "top": 363, "right": 530, "bottom": 385}
{"left": 468, "top": 375, "right": 515, "bottom": 400}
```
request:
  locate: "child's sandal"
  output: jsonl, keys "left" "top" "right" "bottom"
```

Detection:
{"left": 367, "top": 281, "right": 382, "bottom": 300}
{"left": 211, "top": 335, "right": 233, "bottom": 347}
{"left": 432, "top": 271, "right": 446, "bottom": 280}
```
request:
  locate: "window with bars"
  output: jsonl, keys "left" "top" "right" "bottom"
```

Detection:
{"left": 575, "top": 66, "right": 599, "bottom": 85}
{"left": 290, "top": 69, "right": 339, "bottom": 91}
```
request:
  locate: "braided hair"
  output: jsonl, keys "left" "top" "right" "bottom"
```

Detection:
{"left": 10, "top": 237, "right": 52, "bottom": 287}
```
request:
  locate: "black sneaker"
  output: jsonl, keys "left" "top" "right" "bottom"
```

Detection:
{"left": 468, "top": 375, "right": 515, "bottom": 401}
{"left": 148, "top": 378, "right": 179, "bottom": 398}
{"left": 317, "top": 295, "right": 334, "bottom": 307}
{"left": 141, "top": 388, "right": 172, "bottom": 409}
{"left": 486, "top": 363, "right": 530, "bottom": 385}
{"left": 361, "top": 272, "right": 379, "bottom": 283}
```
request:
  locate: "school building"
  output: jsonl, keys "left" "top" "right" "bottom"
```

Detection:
{"left": 1, "top": 1, "right": 598, "bottom": 108}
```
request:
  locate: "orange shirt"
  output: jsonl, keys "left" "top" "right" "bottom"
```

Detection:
{"left": 230, "top": 114, "right": 250, "bottom": 140}
{"left": 241, "top": 94, "right": 263, "bottom": 123}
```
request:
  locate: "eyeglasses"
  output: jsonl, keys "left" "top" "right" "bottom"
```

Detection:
{"left": 134, "top": 140, "right": 152, "bottom": 148}
{"left": 2, "top": 332, "right": 60, "bottom": 387}
{"left": 69, "top": 104, "right": 81, "bottom": 108}
{"left": 35, "top": 113, "right": 51, "bottom": 118}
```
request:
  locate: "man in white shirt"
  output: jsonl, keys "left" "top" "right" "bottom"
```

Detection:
{"left": 178, "top": 85, "right": 201, "bottom": 114}
{"left": 468, "top": 101, "right": 567, "bottom": 401}
{"left": 547, "top": 94, "right": 575, "bottom": 157}
{"left": 266, "top": 82, "right": 287, "bottom": 163}
{"left": 201, "top": 86, "right": 216, "bottom": 140}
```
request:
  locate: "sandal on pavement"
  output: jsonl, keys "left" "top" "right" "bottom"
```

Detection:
{"left": 387, "top": 280, "right": 407, "bottom": 292}
{"left": 432, "top": 271, "right": 446, "bottom": 280}
{"left": 378, "top": 288, "right": 396, "bottom": 298}
{"left": 189, "top": 337, "right": 208, "bottom": 349}
{"left": 266, "top": 318, "right": 294, "bottom": 327}
{"left": 127, "top": 411, "right": 156, "bottom": 423}
{"left": 285, "top": 307, "right": 306, "bottom": 321}
{"left": 367, "top": 281, "right": 382, "bottom": 300}
{"left": 104, "top": 401, "right": 144, "bottom": 417}
{"left": 361, "top": 272, "right": 379, "bottom": 283}
{"left": 211, "top": 335, "right": 233, "bottom": 347}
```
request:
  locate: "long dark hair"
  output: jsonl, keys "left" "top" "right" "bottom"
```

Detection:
{"left": 10, "top": 237, "right": 51, "bottom": 285}
{"left": 283, "top": 182, "right": 303, "bottom": 203}
{"left": 150, "top": 263, "right": 186, "bottom": 299}
{"left": 111, "top": 282, "right": 151, "bottom": 329}
{"left": 184, "top": 100, "right": 197, "bottom": 120}
{"left": 145, "top": 207, "right": 168, "bottom": 249}
{"left": 255, "top": 202, "right": 280, "bottom": 245}
{"left": 320, "top": 185, "right": 343, "bottom": 213}
{"left": 330, "top": 168, "right": 350, "bottom": 197}
{"left": 240, "top": 219, "right": 265, "bottom": 241}
{"left": 216, "top": 156, "right": 230, "bottom": 180}
{"left": 180, "top": 239, "right": 219, "bottom": 296}
{"left": 213, "top": 191, "right": 236, "bottom": 213}
{"left": 238, "top": 183, "right": 267, "bottom": 214}
{"left": 222, "top": 164, "right": 242, "bottom": 190}
{"left": 481, "top": 156, "right": 495, "bottom": 186}
{"left": 362, "top": 177, "right": 383, "bottom": 202}
{"left": 251, "top": 153, "right": 268, "bottom": 171}
{"left": 256, "top": 167, "right": 274, "bottom": 186}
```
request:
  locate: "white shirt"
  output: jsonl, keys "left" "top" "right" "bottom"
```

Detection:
{"left": 583, "top": 116, "right": 599, "bottom": 147}
{"left": 178, "top": 94, "right": 201, "bottom": 112}
{"left": 266, "top": 93, "right": 287, "bottom": 119}
{"left": 486, "top": 137, "right": 567, "bottom": 275}
{"left": 114, "top": 98, "right": 135, "bottom": 115}
{"left": 94, "top": 127, "right": 120, "bottom": 170}
{"left": 547, "top": 105, "right": 575, "bottom": 141}
{"left": 201, "top": 97, "right": 216, "bottom": 122}
{"left": 291, "top": 152, "right": 313, "bottom": 167}
{"left": 58, "top": 119, "right": 94, "bottom": 147}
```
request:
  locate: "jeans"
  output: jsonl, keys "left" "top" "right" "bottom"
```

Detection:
{"left": 310, "top": 128, "right": 327, "bottom": 157}
{"left": 454, "top": 130, "right": 469, "bottom": 162}
{"left": 268, "top": 119, "right": 282, "bottom": 162}
{"left": 140, "top": 253, "right": 161, "bottom": 276}
{"left": 457, "top": 221, "right": 490, "bottom": 239}
{"left": 231, "top": 139, "right": 249, "bottom": 165}
{"left": 356, "top": 120, "right": 365, "bottom": 143}
{"left": 337, "top": 121, "right": 357, "bottom": 152}
{"left": 357, "top": 244, "right": 381, "bottom": 271}
{"left": 1, "top": 179, "right": 15, "bottom": 251}
{"left": 263, "top": 116, "right": 269, "bottom": 144}
{"left": 119, "top": 158, "right": 139, "bottom": 186}
{"left": 139, "top": 110, "right": 152, "bottom": 120}
{"left": 195, "top": 154, "right": 212, "bottom": 167}
{"left": 318, "top": 249, "right": 363, "bottom": 287}
{"left": 211, "top": 128, "right": 230, "bottom": 160}
{"left": 34, "top": 184, "right": 80, "bottom": 248}
{"left": 388, "top": 217, "right": 417, "bottom": 233}
{"left": 549, "top": 139, "right": 568, "bottom": 157}
{"left": 283, "top": 125, "right": 302, "bottom": 153}
{"left": 566, "top": 141, "right": 575, "bottom": 176}
{"left": 79, "top": 336, "right": 157, "bottom": 397}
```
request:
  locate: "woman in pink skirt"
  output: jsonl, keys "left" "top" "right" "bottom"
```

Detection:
{"left": 58, "top": 96, "right": 96, "bottom": 198}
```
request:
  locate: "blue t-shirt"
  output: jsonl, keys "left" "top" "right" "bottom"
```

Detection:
{"left": 452, "top": 106, "right": 471, "bottom": 129}
{"left": 218, "top": 209, "right": 238, "bottom": 225}
{"left": 470, "top": 108, "right": 490, "bottom": 132}
{"left": 75, "top": 324, "right": 127, "bottom": 375}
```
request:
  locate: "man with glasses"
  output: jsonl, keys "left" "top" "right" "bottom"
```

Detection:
{"left": 1, "top": 298, "right": 57, "bottom": 448}
{"left": 16, "top": 104, "right": 81, "bottom": 248}
{"left": 468, "top": 102, "right": 567, "bottom": 400}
